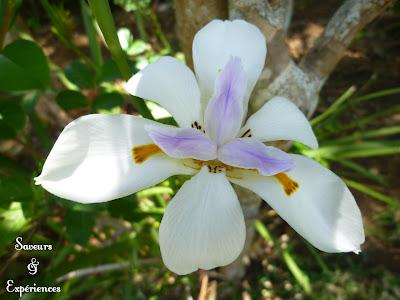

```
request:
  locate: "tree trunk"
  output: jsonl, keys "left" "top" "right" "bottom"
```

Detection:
{"left": 174, "top": 0, "right": 228, "bottom": 68}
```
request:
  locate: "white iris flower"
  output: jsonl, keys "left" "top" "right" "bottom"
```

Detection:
{"left": 35, "top": 20, "right": 365, "bottom": 275}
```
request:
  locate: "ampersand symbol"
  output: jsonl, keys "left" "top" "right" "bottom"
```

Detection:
{"left": 27, "top": 257, "right": 39, "bottom": 275}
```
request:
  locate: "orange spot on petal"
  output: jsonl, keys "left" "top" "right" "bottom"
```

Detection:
{"left": 132, "top": 144, "right": 162, "bottom": 164}
{"left": 274, "top": 173, "right": 299, "bottom": 196}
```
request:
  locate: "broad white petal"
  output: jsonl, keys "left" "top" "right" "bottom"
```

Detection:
{"left": 231, "top": 155, "right": 365, "bottom": 253}
{"left": 159, "top": 167, "right": 246, "bottom": 275}
{"left": 243, "top": 96, "right": 318, "bottom": 149}
{"left": 193, "top": 20, "right": 266, "bottom": 109}
{"left": 126, "top": 56, "right": 202, "bottom": 128}
{"left": 35, "top": 114, "right": 195, "bottom": 203}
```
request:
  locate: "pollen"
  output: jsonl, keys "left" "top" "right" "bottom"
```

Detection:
{"left": 274, "top": 173, "right": 299, "bottom": 196}
{"left": 132, "top": 144, "right": 162, "bottom": 164}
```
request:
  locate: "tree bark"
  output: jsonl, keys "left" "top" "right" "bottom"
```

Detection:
{"left": 300, "top": 0, "right": 395, "bottom": 81}
{"left": 174, "top": 0, "right": 228, "bottom": 68}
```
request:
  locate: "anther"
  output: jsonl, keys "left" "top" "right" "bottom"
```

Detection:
{"left": 241, "top": 128, "right": 252, "bottom": 138}
{"left": 132, "top": 144, "right": 162, "bottom": 164}
{"left": 274, "top": 173, "right": 299, "bottom": 196}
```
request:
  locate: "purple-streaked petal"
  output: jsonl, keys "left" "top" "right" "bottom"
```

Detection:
{"left": 218, "top": 138, "right": 294, "bottom": 176}
{"left": 193, "top": 20, "right": 266, "bottom": 111}
{"left": 204, "top": 57, "right": 247, "bottom": 145}
{"left": 145, "top": 124, "right": 217, "bottom": 161}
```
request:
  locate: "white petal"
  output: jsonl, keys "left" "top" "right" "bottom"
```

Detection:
{"left": 35, "top": 114, "right": 195, "bottom": 203}
{"left": 243, "top": 96, "right": 318, "bottom": 149}
{"left": 231, "top": 155, "right": 365, "bottom": 253}
{"left": 159, "top": 167, "right": 246, "bottom": 275}
{"left": 125, "top": 56, "right": 202, "bottom": 128}
{"left": 193, "top": 20, "right": 266, "bottom": 109}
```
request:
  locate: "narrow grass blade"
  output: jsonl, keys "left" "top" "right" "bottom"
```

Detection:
{"left": 41, "top": 0, "right": 93, "bottom": 67}
{"left": 282, "top": 250, "right": 312, "bottom": 294}
{"left": 304, "top": 141, "right": 400, "bottom": 159}
{"left": 255, "top": 220, "right": 274, "bottom": 244}
{"left": 80, "top": 0, "right": 103, "bottom": 68}
{"left": 343, "top": 178, "right": 399, "bottom": 207}
{"left": 88, "top": 0, "right": 154, "bottom": 120}
{"left": 341, "top": 105, "right": 400, "bottom": 131}
{"left": 255, "top": 220, "right": 312, "bottom": 295}
{"left": 311, "top": 86, "right": 356, "bottom": 126}
{"left": 351, "top": 87, "right": 400, "bottom": 104}
{"left": 327, "top": 126, "right": 400, "bottom": 144}
{"left": 334, "top": 159, "right": 385, "bottom": 185}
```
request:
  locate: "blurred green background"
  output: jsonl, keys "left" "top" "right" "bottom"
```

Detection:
{"left": 0, "top": 0, "right": 399, "bottom": 299}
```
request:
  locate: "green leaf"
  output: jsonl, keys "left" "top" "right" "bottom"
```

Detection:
{"left": 65, "top": 208, "right": 95, "bottom": 245}
{"left": 0, "top": 121, "right": 16, "bottom": 139}
{"left": 0, "top": 202, "right": 28, "bottom": 255}
{"left": 108, "top": 195, "right": 138, "bottom": 221}
{"left": 0, "top": 39, "right": 49, "bottom": 91}
{"left": 56, "top": 90, "right": 89, "bottom": 110}
{"left": 127, "top": 40, "right": 149, "bottom": 56}
{"left": 118, "top": 27, "right": 133, "bottom": 51}
{"left": 0, "top": 177, "right": 33, "bottom": 205}
{"left": 65, "top": 60, "right": 95, "bottom": 88}
{"left": 29, "top": 113, "right": 53, "bottom": 151}
{"left": 0, "top": 156, "right": 33, "bottom": 206}
{"left": 99, "top": 59, "right": 122, "bottom": 82}
{"left": 0, "top": 155, "right": 31, "bottom": 177}
{"left": 0, "top": 101, "right": 26, "bottom": 131}
{"left": 92, "top": 92, "right": 123, "bottom": 113}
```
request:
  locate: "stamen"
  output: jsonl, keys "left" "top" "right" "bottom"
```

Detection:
{"left": 205, "top": 161, "right": 227, "bottom": 174}
{"left": 240, "top": 128, "right": 252, "bottom": 138}
{"left": 132, "top": 144, "right": 162, "bottom": 163}
{"left": 274, "top": 173, "right": 299, "bottom": 196}
{"left": 191, "top": 121, "right": 204, "bottom": 132}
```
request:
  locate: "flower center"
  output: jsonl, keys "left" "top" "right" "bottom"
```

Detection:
{"left": 131, "top": 143, "right": 299, "bottom": 196}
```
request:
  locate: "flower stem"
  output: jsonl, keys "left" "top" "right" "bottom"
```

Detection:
{"left": 88, "top": 0, "right": 154, "bottom": 119}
